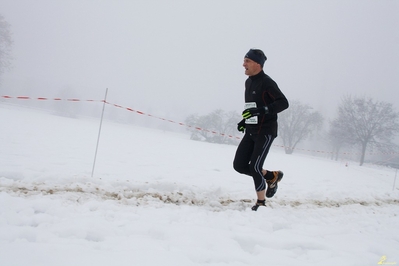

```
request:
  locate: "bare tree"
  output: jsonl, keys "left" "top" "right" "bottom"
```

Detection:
{"left": 332, "top": 95, "right": 399, "bottom": 166}
{"left": 327, "top": 119, "right": 350, "bottom": 160}
{"left": 0, "top": 14, "right": 13, "bottom": 80}
{"left": 185, "top": 110, "right": 240, "bottom": 145}
{"left": 278, "top": 100, "right": 323, "bottom": 154}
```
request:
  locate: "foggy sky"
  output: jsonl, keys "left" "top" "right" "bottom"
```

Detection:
{"left": 1, "top": 0, "right": 398, "bottom": 121}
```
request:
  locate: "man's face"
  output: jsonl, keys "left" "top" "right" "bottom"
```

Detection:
{"left": 243, "top": 58, "right": 261, "bottom": 76}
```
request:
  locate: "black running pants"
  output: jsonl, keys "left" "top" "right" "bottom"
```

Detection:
{"left": 233, "top": 133, "right": 274, "bottom": 192}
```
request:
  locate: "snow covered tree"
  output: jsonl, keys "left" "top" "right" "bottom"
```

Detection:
{"left": 0, "top": 14, "right": 13, "bottom": 80}
{"left": 331, "top": 95, "right": 399, "bottom": 166}
{"left": 185, "top": 110, "right": 239, "bottom": 145}
{"left": 278, "top": 100, "right": 323, "bottom": 154}
{"left": 327, "top": 119, "right": 353, "bottom": 161}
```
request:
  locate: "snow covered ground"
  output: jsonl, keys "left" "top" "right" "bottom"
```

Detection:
{"left": 1, "top": 102, "right": 398, "bottom": 266}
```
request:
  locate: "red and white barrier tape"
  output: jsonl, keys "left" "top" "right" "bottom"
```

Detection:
{"left": 1, "top": 95, "right": 104, "bottom": 102}
{"left": 2, "top": 95, "right": 398, "bottom": 157}
{"left": 1, "top": 95, "right": 241, "bottom": 140}
{"left": 104, "top": 101, "right": 241, "bottom": 140}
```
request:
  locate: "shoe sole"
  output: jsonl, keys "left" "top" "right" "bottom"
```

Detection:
{"left": 266, "top": 171, "right": 284, "bottom": 198}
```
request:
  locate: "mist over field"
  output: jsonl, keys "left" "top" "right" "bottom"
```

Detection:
{"left": 0, "top": 0, "right": 398, "bottom": 121}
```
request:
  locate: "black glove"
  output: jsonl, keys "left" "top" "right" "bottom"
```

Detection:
{"left": 242, "top": 106, "right": 269, "bottom": 119}
{"left": 237, "top": 119, "right": 246, "bottom": 133}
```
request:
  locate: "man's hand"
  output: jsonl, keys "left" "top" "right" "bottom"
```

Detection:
{"left": 242, "top": 106, "right": 269, "bottom": 119}
{"left": 237, "top": 119, "right": 246, "bottom": 133}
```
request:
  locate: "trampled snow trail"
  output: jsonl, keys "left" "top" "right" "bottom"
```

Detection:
{"left": 1, "top": 178, "right": 398, "bottom": 211}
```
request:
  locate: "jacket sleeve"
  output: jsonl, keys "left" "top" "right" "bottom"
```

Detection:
{"left": 263, "top": 80, "right": 289, "bottom": 115}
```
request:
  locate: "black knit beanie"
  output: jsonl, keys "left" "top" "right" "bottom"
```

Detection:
{"left": 245, "top": 49, "right": 267, "bottom": 67}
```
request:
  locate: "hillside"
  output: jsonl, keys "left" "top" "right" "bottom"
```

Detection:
{"left": 1, "top": 103, "right": 398, "bottom": 266}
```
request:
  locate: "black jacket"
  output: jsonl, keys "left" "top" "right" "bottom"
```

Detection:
{"left": 244, "top": 70, "right": 289, "bottom": 137}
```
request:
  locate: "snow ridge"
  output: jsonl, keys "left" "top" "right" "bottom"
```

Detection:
{"left": 1, "top": 178, "right": 397, "bottom": 211}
